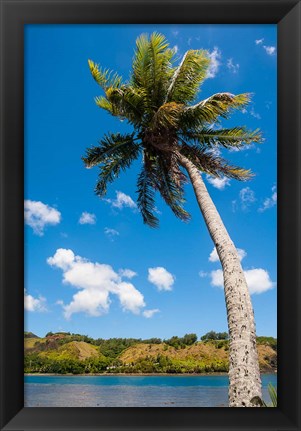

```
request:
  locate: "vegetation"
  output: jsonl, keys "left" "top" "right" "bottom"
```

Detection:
{"left": 201, "top": 331, "right": 228, "bottom": 341}
{"left": 264, "top": 384, "right": 277, "bottom": 407}
{"left": 24, "top": 331, "right": 38, "bottom": 339}
{"left": 256, "top": 336, "right": 277, "bottom": 351}
{"left": 24, "top": 354, "right": 110, "bottom": 375}
{"left": 164, "top": 333, "right": 198, "bottom": 348}
{"left": 83, "top": 32, "right": 263, "bottom": 406}
{"left": 24, "top": 332, "right": 277, "bottom": 375}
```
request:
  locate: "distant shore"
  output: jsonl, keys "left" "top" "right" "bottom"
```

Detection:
{"left": 25, "top": 372, "right": 228, "bottom": 376}
{"left": 25, "top": 371, "right": 276, "bottom": 377}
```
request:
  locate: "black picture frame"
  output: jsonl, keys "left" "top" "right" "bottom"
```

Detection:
{"left": 0, "top": 0, "right": 300, "bottom": 430}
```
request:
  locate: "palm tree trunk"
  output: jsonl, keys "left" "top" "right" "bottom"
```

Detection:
{"left": 178, "top": 152, "right": 262, "bottom": 407}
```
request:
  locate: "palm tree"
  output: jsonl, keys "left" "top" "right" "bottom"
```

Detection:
{"left": 83, "top": 33, "right": 263, "bottom": 407}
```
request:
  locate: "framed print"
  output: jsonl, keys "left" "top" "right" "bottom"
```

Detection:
{"left": 0, "top": 0, "right": 300, "bottom": 430}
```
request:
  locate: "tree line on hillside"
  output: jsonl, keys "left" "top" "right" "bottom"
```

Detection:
{"left": 43, "top": 331, "right": 228, "bottom": 345}
{"left": 31, "top": 331, "right": 277, "bottom": 353}
{"left": 30, "top": 331, "right": 278, "bottom": 360}
{"left": 24, "top": 352, "right": 229, "bottom": 375}
{"left": 36, "top": 331, "right": 232, "bottom": 358}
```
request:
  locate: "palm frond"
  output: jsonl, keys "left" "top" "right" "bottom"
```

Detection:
{"left": 183, "top": 126, "right": 262, "bottom": 149}
{"left": 82, "top": 132, "right": 139, "bottom": 168}
{"left": 132, "top": 33, "right": 152, "bottom": 89}
{"left": 267, "top": 383, "right": 277, "bottom": 407}
{"left": 166, "top": 152, "right": 188, "bottom": 188}
{"left": 158, "top": 167, "right": 191, "bottom": 221}
{"left": 88, "top": 59, "right": 122, "bottom": 90}
{"left": 165, "top": 49, "right": 210, "bottom": 103}
{"left": 179, "top": 142, "right": 253, "bottom": 181}
{"left": 104, "top": 86, "right": 146, "bottom": 126}
{"left": 181, "top": 93, "right": 251, "bottom": 129}
{"left": 148, "top": 32, "right": 174, "bottom": 106}
{"left": 82, "top": 133, "right": 141, "bottom": 196}
{"left": 151, "top": 101, "right": 184, "bottom": 129}
{"left": 136, "top": 166, "right": 159, "bottom": 228}
{"left": 150, "top": 152, "right": 190, "bottom": 221}
{"left": 94, "top": 96, "right": 115, "bottom": 115}
{"left": 132, "top": 32, "right": 175, "bottom": 110}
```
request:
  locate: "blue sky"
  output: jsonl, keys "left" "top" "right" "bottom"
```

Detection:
{"left": 24, "top": 24, "right": 277, "bottom": 339}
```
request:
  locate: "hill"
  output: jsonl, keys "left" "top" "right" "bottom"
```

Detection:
{"left": 38, "top": 341, "right": 100, "bottom": 361}
{"left": 24, "top": 331, "right": 38, "bottom": 339}
{"left": 120, "top": 342, "right": 229, "bottom": 364}
{"left": 118, "top": 341, "right": 276, "bottom": 374}
{"left": 24, "top": 332, "right": 277, "bottom": 375}
{"left": 25, "top": 334, "right": 103, "bottom": 361}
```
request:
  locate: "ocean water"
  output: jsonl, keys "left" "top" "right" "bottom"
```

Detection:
{"left": 24, "top": 374, "right": 277, "bottom": 407}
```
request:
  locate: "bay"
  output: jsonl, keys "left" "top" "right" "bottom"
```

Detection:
{"left": 24, "top": 374, "right": 277, "bottom": 407}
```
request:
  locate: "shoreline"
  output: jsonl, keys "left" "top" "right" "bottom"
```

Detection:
{"left": 24, "top": 371, "right": 277, "bottom": 377}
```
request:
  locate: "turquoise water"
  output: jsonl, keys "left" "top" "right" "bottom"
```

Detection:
{"left": 24, "top": 374, "right": 277, "bottom": 407}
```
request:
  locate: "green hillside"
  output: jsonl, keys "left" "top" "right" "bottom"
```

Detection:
{"left": 24, "top": 331, "right": 277, "bottom": 375}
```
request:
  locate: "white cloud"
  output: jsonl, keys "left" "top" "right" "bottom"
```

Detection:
{"left": 143, "top": 309, "right": 160, "bottom": 318}
{"left": 105, "top": 191, "right": 137, "bottom": 210}
{"left": 244, "top": 268, "right": 276, "bottom": 294}
{"left": 148, "top": 267, "right": 175, "bottom": 291}
{"left": 263, "top": 45, "right": 276, "bottom": 56}
{"left": 237, "top": 248, "right": 247, "bottom": 261}
{"left": 210, "top": 268, "right": 275, "bottom": 295}
{"left": 206, "top": 246, "right": 274, "bottom": 295}
{"left": 240, "top": 187, "right": 256, "bottom": 203}
{"left": 208, "top": 247, "right": 247, "bottom": 263}
{"left": 62, "top": 289, "right": 111, "bottom": 319}
{"left": 199, "top": 270, "right": 208, "bottom": 278}
{"left": 227, "top": 58, "right": 239, "bottom": 74}
{"left": 209, "top": 248, "right": 219, "bottom": 262}
{"left": 256, "top": 39, "right": 276, "bottom": 56}
{"left": 206, "top": 47, "right": 221, "bottom": 79}
{"left": 24, "top": 290, "right": 47, "bottom": 312}
{"left": 259, "top": 186, "right": 277, "bottom": 212}
{"left": 250, "top": 107, "right": 261, "bottom": 120}
{"left": 239, "top": 187, "right": 256, "bottom": 211}
{"left": 24, "top": 200, "right": 61, "bottom": 236}
{"left": 79, "top": 212, "right": 96, "bottom": 225}
{"left": 233, "top": 188, "right": 256, "bottom": 212}
{"left": 47, "top": 248, "right": 146, "bottom": 319}
{"left": 47, "top": 248, "right": 76, "bottom": 271}
{"left": 119, "top": 269, "right": 137, "bottom": 279}
{"left": 173, "top": 45, "right": 179, "bottom": 53}
{"left": 206, "top": 175, "right": 230, "bottom": 190}
{"left": 115, "top": 282, "right": 145, "bottom": 314}
{"left": 255, "top": 38, "right": 264, "bottom": 45}
{"left": 104, "top": 227, "right": 119, "bottom": 240}
{"left": 210, "top": 269, "right": 224, "bottom": 287}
